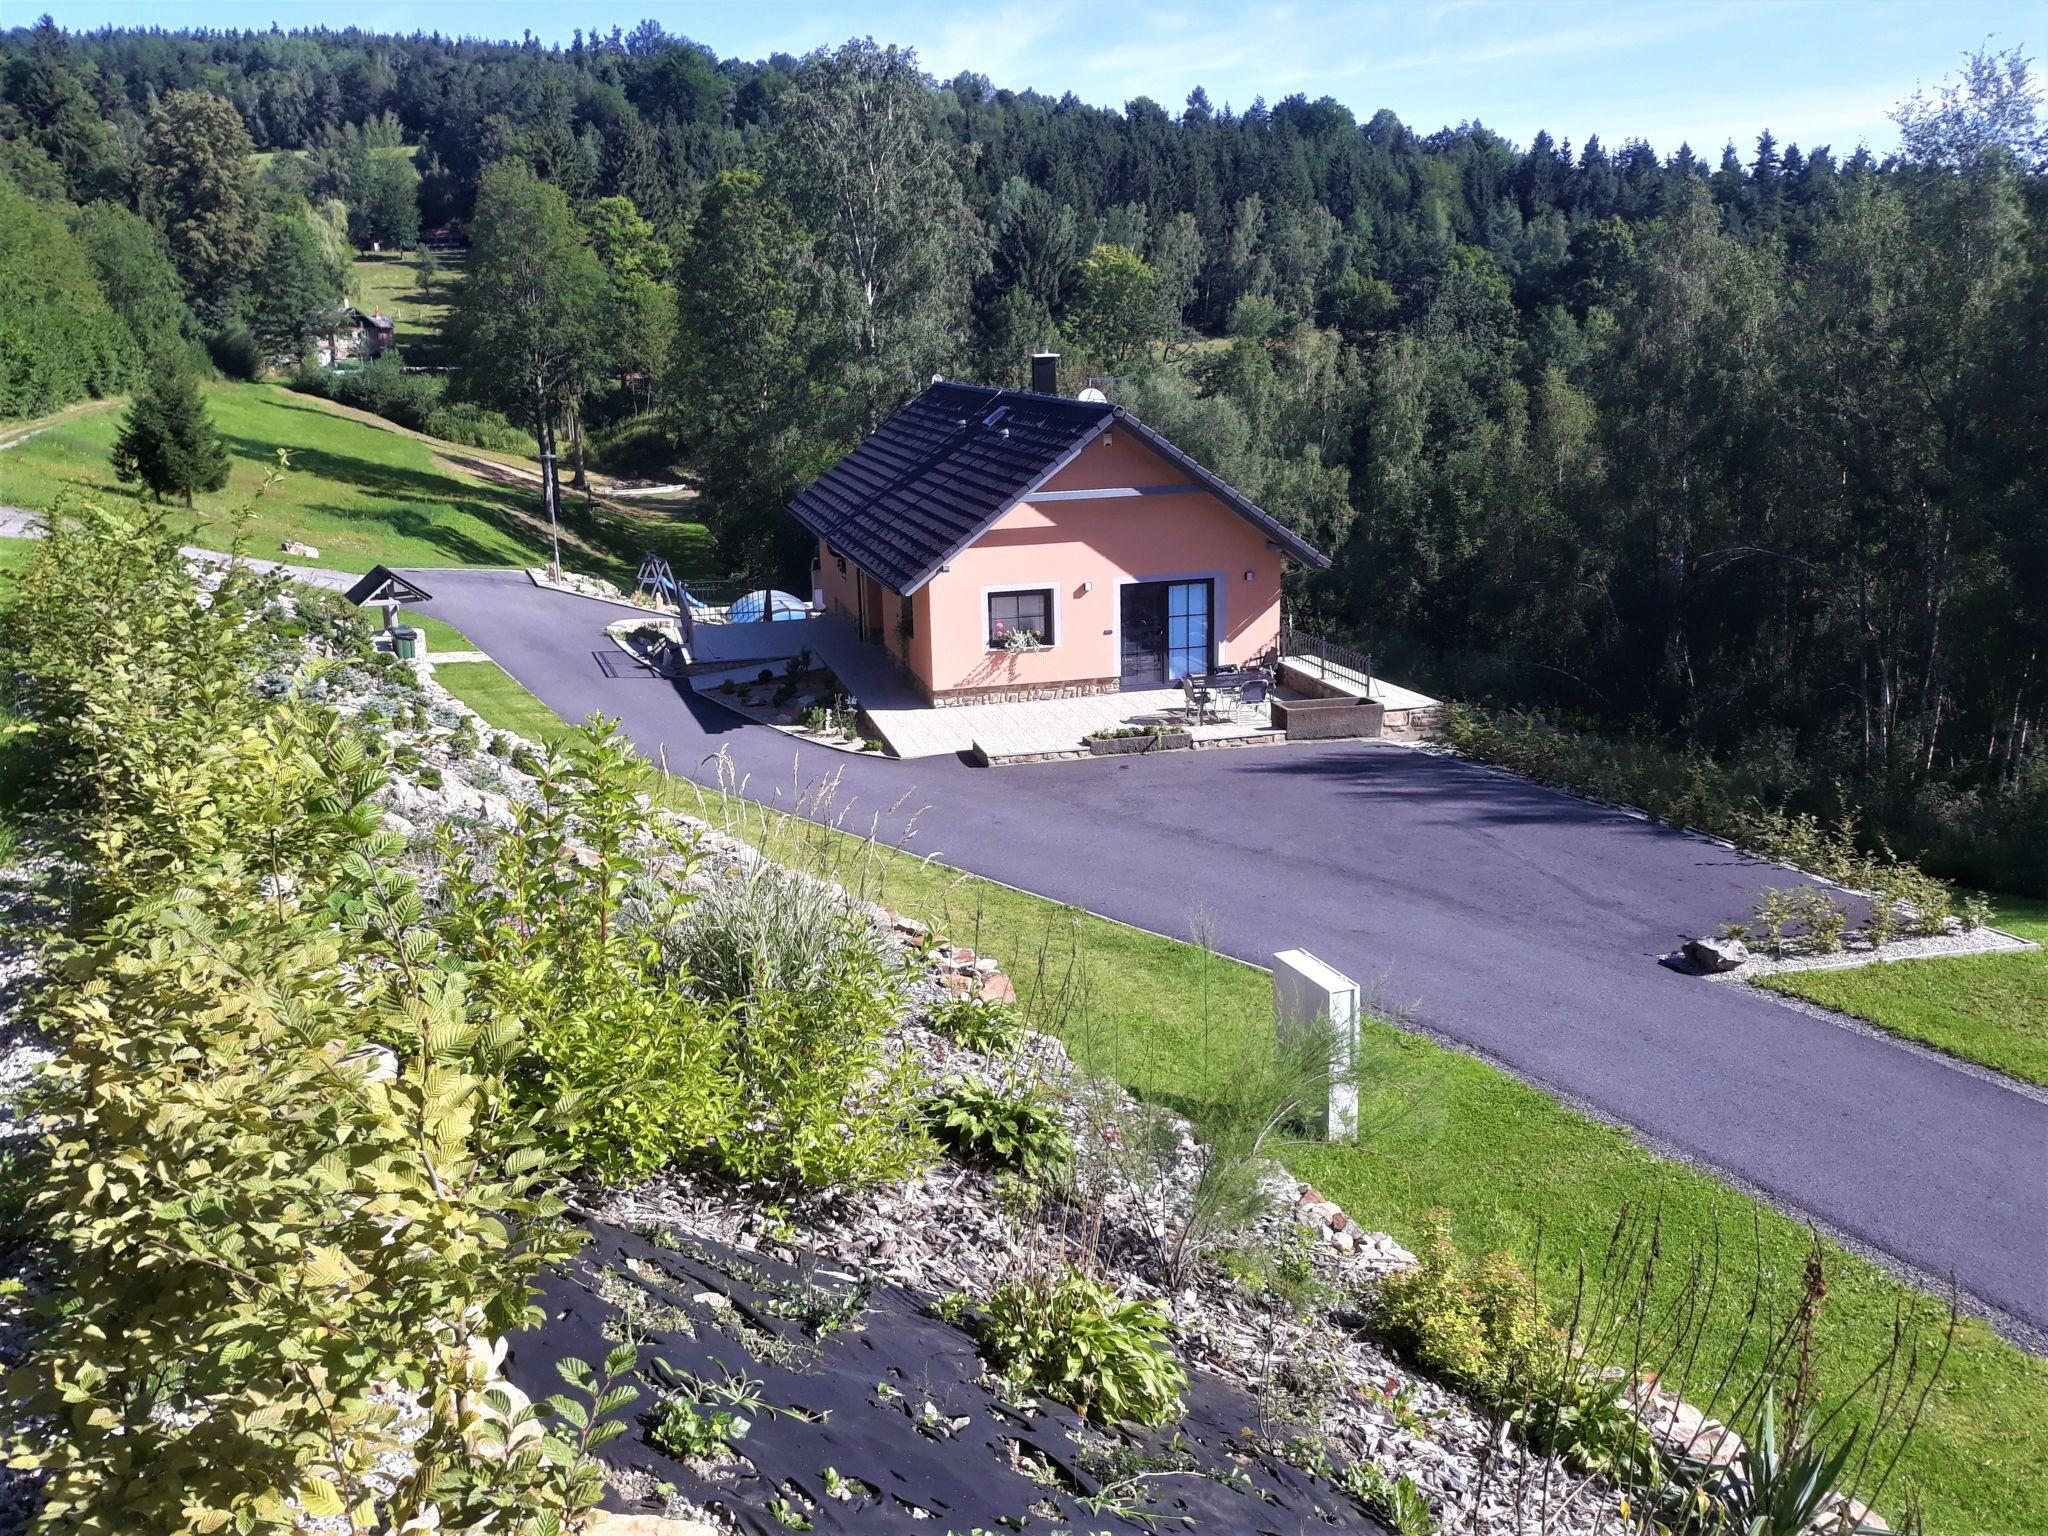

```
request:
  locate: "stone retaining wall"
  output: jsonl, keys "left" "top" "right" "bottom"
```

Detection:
{"left": 932, "top": 675, "right": 1122, "bottom": 706}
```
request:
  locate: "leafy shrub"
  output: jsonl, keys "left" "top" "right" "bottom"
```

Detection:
{"left": 204, "top": 321, "right": 261, "bottom": 379}
{"left": 928, "top": 993, "right": 1027, "bottom": 1054}
{"left": 440, "top": 726, "right": 737, "bottom": 1183}
{"left": 1373, "top": 1210, "right": 1552, "bottom": 1401}
{"left": 425, "top": 400, "right": 537, "bottom": 453}
{"left": 1791, "top": 887, "right": 1849, "bottom": 952}
{"left": 0, "top": 501, "right": 604, "bottom": 1530}
{"left": 1750, "top": 885, "right": 1852, "bottom": 956}
{"left": 442, "top": 728, "right": 927, "bottom": 1192}
{"left": 713, "top": 952, "right": 930, "bottom": 1191}
{"left": 978, "top": 1268, "right": 1187, "bottom": 1425}
{"left": 1512, "top": 1365, "right": 1658, "bottom": 1482}
{"left": 289, "top": 353, "right": 444, "bottom": 430}
{"left": 926, "top": 1080, "right": 1071, "bottom": 1180}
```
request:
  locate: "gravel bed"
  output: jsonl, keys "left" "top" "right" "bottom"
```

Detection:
{"left": 0, "top": 846, "right": 66, "bottom": 1536}
{"left": 1733, "top": 924, "right": 2035, "bottom": 978}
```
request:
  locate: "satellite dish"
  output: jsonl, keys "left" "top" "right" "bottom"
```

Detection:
{"left": 1077, "top": 386, "right": 1109, "bottom": 402}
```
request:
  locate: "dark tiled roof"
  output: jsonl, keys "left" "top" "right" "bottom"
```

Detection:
{"left": 344, "top": 564, "right": 433, "bottom": 606}
{"left": 788, "top": 380, "right": 1329, "bottom": 594}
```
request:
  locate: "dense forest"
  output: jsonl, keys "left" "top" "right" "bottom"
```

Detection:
{"left": 1, "top": 19, "right": 2043, "bottom": 891}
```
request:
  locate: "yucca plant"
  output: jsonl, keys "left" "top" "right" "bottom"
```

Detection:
{"left": 1667, "top": 1393, "right": 1863, "bottom": 1535}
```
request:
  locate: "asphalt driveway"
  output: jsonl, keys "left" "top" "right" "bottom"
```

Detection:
{"left": 411, "top": 567, "right": 2048, "bottom": 1335}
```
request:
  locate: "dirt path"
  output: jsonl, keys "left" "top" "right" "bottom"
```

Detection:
{"left": 0, "top": 397, "right": 122, "bottom": 453}
{"left": 281, "top": 389, "right": 697, "bottom": 517}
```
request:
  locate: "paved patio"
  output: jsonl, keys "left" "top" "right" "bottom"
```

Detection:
{"left": 675, "top": 610, "right": 1435, "bottom": 762}
{"left": 872, "top": 685, "right": 1287, "bottom": 761}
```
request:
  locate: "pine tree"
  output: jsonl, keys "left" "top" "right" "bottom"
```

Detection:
{"left": 250, "top": 215, "right": 343, "bottom": 358}
{"left": 110, "top": 359, "right": 231, "bottom": 508}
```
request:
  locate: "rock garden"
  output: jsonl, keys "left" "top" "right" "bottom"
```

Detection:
{"left": 699, "top": 653, "right": 885, "bottom": 754}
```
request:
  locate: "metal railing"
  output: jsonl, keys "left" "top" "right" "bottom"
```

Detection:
{"left": 1279, "top": 619, "right": 1376, "bottom": 695}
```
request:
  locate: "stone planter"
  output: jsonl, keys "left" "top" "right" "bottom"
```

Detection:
{"left": 1086, "top": 729, "right": 1192, "bottom": 756}
{"left": 1271, "top": 696, "right": 1385, "bottom": 741}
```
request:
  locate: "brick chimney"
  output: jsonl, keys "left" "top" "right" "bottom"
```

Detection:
{"left": 1030, "top": 351, "right": 1059, "bottom": 396}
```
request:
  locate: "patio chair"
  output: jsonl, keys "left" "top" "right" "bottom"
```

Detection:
{"left": 1235, "top": 675, "right": 1271, "bottom": 721}
{"left": 1180, "top": 674, "right": 1214, "bottom": 724}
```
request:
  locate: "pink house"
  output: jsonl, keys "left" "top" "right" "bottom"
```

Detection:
{"left": 791, "top": 363, "right": 1330, "bottom": 706}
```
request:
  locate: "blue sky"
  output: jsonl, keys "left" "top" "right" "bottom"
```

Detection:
{"left": 49, "top": 0, "right": 2045, "bottom": 156}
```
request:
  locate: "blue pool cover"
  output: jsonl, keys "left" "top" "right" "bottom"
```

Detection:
{"left": 726, "top": 589, "right": 810, "bottom": 623}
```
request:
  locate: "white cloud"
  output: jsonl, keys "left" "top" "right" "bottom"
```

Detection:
{"left": 919, "top": 0, "right": 1081, "bottom": 84}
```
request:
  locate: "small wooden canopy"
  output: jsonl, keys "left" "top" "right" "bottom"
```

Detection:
{"left": 344, "top": 565, "right": 432, "bottom": 607}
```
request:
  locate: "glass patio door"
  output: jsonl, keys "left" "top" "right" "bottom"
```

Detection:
{"left": 1164, "top": 580, "right": 1212, "bottom": 680}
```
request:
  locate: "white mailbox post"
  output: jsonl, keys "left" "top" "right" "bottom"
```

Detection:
{"left": 1271, "top": 948, "right": 1360, "bottom": 1140}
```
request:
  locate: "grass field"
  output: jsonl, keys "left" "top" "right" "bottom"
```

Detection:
{"left": 350, "top": 250, "right": 462, "bottom": 370}
{"left": 432, "top": 668, "right": 2048, "bottom": 1536}
{"left": 434, "top": 661, "right": 572, "bottom": 741}
{"left": 0, "top": 381, "right": 712, "bottom": 583}
{"left": 393, "top": 607, "right": 474, "bottom": 655}
{"left": 1761, "top": 899, "right": 2048, "bottom": 1087}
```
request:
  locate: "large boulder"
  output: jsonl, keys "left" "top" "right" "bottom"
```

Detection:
{"left": 1683, "top": 934, "right": 1750, "bottom": 973}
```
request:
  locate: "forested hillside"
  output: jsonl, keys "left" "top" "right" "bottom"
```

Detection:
{"left": 2, "top": 19, "right": 2043, "bottom": 890}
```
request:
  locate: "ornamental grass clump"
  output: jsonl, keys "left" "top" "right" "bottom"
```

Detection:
{"left": 978, "top": 1268, "right": 1187, "bottom": 1426}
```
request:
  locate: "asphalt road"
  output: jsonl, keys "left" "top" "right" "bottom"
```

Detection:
{"left": 412, "top": 567, "right": 2048, "bottom": 1336}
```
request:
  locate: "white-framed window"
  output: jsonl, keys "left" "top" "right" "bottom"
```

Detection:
{"left": 987, "top": 587, "right": 1054, "bottom": 650}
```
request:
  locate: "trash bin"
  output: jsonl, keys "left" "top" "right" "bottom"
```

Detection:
{"left": 391, "top": 625, "right": 420, "bottom": 661}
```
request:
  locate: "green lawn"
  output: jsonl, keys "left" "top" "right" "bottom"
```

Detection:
{"left": 394, "top": 607, "right": 473, "bottom": 655}
{"left": 1760, "top": 898, "right": 2048, "bottom": 1087}
{"left": 1986, "top": 895, "right": 2048, "bottom": 946}
{"left": 3, "top": 382, "right": 545, "bottom": 572}
{"left": 0, "top": 381, "right": 712, "bottom": 583}
{"left": 435, "top": 661, "right": 575, "bottom": 745}
{"left": 351, "top": 250, "right": 462, "bottom": 371}
{"left": 436, "top": 677, "right": 2048, "bottom": 1536}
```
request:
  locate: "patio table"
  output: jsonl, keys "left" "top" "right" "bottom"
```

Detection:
{"left": 1196, "top": 668, "right": 1271, "bottom": 722}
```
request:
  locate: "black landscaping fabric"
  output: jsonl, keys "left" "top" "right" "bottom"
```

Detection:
{"left": 506, "top": 1219, "right": 1391, "bottom": 1535}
